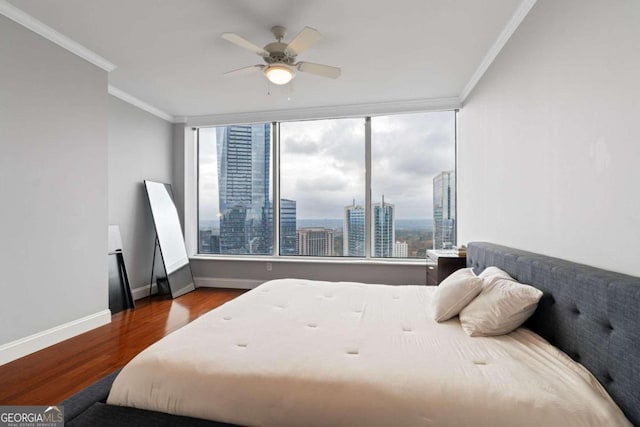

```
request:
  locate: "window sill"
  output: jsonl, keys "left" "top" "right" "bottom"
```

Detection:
{"left": 190, "top": 254, "right": 427, "bottom": 267}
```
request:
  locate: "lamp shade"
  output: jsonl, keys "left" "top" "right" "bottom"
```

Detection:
{"left": 265, "top": 64, "right": 294, "bottom": 85}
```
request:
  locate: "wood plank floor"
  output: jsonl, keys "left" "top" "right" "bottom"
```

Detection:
{"left": 0, "top": 288, "right": 245, "bottom": 405}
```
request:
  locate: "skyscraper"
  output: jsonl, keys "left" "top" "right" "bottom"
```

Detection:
{"left": 372, "top": 197, "right": 395, "bottom": 257}
{"left": 344, "top": 202, "right": 365, "bottom": 256}
{"left": 279, "top": 199, "right": 297, "bottom": 255}
{"left": 199, "top": 228, "right": 220, "bottom": 254}
{"left": 296, "top": 227, "right": 334, "bottom": 256}
{"left": 216, "top": 124, "right": 271, "bottom": 254}
{"left": 433, "top": 171, "right": 456, "bottom": 249}
{"left": 344, "top": 199, "right": 396, "bottom": 257}
{"left": 393, "top": 241, "right": 408, "bottom": 258}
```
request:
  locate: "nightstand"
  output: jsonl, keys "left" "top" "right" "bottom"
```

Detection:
{"left": 426, "top": 250, "right": 467, "bottom": 285}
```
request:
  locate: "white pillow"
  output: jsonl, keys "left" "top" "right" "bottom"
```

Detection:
{"left": 432, "top": 268, "right": 484, "bottom": 322}
{"left": 478, "top": 266, "right": 513, "bottom": 280}
{"left": 459, "top": 276, "right": 543, "bottom": 336}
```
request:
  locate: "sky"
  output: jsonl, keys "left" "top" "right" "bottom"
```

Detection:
{"left": 199, "top": 111, "right": 455, "bottom": 222}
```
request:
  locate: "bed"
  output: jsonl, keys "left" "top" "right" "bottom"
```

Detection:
{"left": 62, "top": 242, "right": 640, "bottom": 426}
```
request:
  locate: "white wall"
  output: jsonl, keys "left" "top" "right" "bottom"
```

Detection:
{"left": 0, "top": 16, "right": 109, "bottom": 353}
{"left": 171, "top": 124, "right": 187, "bottom": 228}
{"left": 458, "top": 0, "right": 640, "bottom": 276}
{"left": 108, "top": 96, "right": 173, "bottom": 293}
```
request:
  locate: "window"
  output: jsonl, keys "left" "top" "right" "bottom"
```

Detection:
{"left": 280, "top": 118, "right": 365, "bottom": 257}
{"left": 371, "top": 112, "right": 456, "bottom": 257}
{"left": 197, "top": 111, "right": 456, "bottom": 259}
{"left": 198, "top": 124, "right": 272, "bottom": 255}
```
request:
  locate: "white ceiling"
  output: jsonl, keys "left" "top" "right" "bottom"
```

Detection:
{"left": 6, "top": 0, "right": 527, "bottom": 121}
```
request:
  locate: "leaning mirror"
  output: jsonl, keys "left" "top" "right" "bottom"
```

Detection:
{"left": 144, "top": 180, "right": 195, "bottom": 298}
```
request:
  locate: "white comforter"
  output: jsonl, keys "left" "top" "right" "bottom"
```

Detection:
{"left": 107, "top": 279, "right": 630, "bottom": 426}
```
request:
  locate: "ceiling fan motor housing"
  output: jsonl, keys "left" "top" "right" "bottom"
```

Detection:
{"left": 263, "top": 42, "right": 295, "bottom": 65}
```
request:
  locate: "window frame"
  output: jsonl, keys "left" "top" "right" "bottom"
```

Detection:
{"left": 193, "top": 110, "right": 457, "bottom": 263}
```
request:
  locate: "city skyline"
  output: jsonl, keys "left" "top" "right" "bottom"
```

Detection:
{"left": 198, "top": 112, "right": 455, "bottom": 257}
{"left": 199, "top": 206, "right": 432, "bottom": 257}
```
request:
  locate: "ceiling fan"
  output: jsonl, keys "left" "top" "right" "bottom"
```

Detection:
{"left": 221, "top": 26, "right": 341, "bottom": 85}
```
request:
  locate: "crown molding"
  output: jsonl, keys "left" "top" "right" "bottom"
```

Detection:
{"left": 186, "top": 96, "right": 461, "bottom": 127}
{"left": 0, "top": 0, "right": 116, "bottom": 72}
{"left": 459, "top": 0, "right": 537, "bottom": 103}
{"left": 108, "top": 85, "right": 176, "bottom": 122}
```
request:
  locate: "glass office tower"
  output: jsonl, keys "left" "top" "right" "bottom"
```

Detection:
{"left": 280, "top": 198, "right": 297, "bottom": 255}
{"left": 216, "top": 124, "right": 271, "bottom": 254}
{"left": 344, "top": 203, "right": 365, "bottom": 256}
{"left": 433, "top": 171, "right": 456, "bottom": 249}
{"left": 372, "top": 198, "right": 395, "bottom": 257}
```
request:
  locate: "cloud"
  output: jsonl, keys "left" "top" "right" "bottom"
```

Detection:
{"left": 297, "top": 174, "right": 349, "bottom": 192}
{"left": 281, "top": 118, "right": 364, "bottom": 170}
{"left": 369, "top": 112, "right": 454, "bottom": 217}
{"left": 280, "top": 117, "right": 365, "bottom": 218}
{"left": 283, "top": 135, "right": 322, "bottom": 155}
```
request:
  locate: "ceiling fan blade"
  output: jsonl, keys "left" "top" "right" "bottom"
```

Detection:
{"left": 224, "top": 65, "right": 265, "bottom": 76}
{"left": 296, "top": 62, "right": 341, "bottom": 79}
{"left": 285, "top": 27, "right": 321, "bottom": 56}
{"left": 222, "top": 33, "right": 268, "bottom": 57}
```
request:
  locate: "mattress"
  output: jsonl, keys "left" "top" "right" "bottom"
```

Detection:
{"left": 107, "top": 279, "right": 630, "bottom": 427}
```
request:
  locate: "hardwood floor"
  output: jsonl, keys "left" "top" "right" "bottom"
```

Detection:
{"left": 0, "top": 288, "right": 245, "bottom": 405}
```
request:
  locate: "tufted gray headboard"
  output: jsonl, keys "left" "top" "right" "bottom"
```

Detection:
{"left": 466, "top": 242, "right": 640, "bottom": 425}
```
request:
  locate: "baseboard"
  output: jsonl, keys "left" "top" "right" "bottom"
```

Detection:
{"left": 131, "top": 282, "right": 158, "bottom": 300}
{"left": 194, "top": 277, "right": 264, "bottom": 290}
{"left": 132, "top": 278, "right": 262, "bottom": 295}
{"left": 0, "top": 309, "right": 111, "bottom": 366}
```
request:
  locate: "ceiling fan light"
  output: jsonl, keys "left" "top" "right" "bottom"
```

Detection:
{"left": 265, "top": 64, "right": 294, "bottom": 85}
